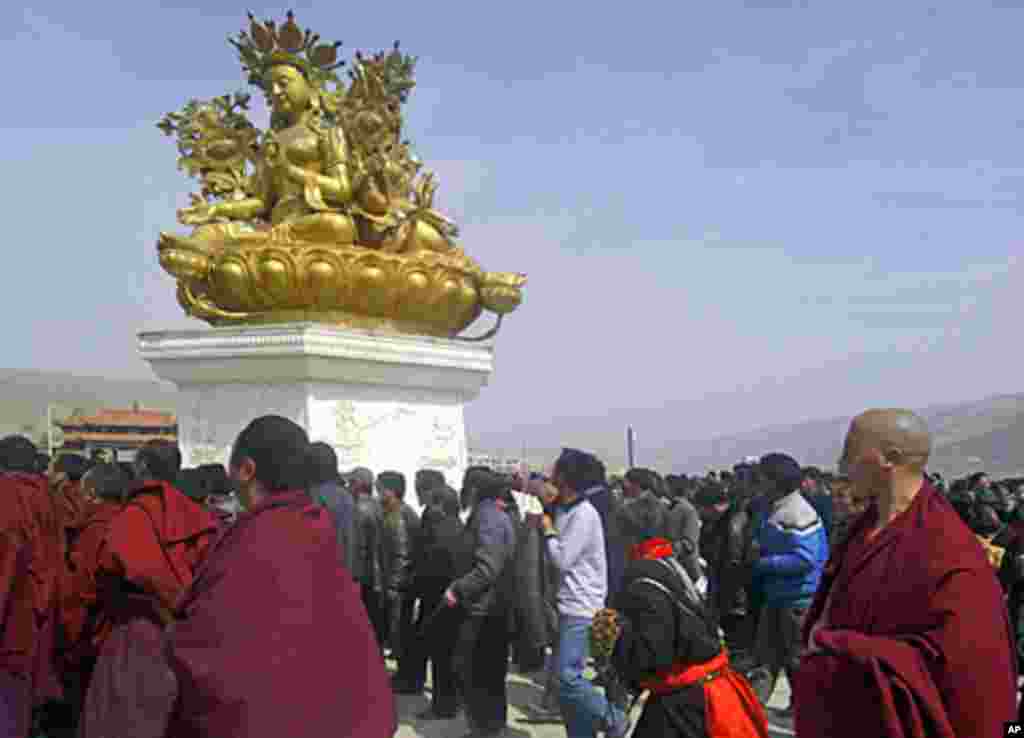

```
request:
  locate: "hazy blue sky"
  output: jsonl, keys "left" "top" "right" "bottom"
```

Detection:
{"left": 4, "top": 0, "right": 1022, "bottom": 459}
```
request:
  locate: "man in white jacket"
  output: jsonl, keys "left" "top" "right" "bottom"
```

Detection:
{"left": 542, "top": 449, "right": 629, "bottom": 738}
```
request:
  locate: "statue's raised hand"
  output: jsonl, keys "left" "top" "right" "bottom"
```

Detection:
{"left": 177, "top": 195, "right": 220, "bottom": 226}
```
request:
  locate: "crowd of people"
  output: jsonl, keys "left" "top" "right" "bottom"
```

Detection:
{"left": 0, "top": 406, "right": 1018, "bottom": 737}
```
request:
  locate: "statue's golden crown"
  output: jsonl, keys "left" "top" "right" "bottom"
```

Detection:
{"left": 230, "top": 11, "right": 345, "bottom": 91}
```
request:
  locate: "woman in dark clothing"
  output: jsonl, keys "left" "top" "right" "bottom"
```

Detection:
{"left": 597, "top": 500, "right": 767, "bottom": 738}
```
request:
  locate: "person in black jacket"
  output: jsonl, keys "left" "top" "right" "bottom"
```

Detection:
{"left": 348, "top": 467, "right": 385, "bottom": 650}
{"left": 600, "top": 512, "right": 767, "bottom": 738}
{"left": 413, "top": 485, "right": 465, "bottom": 721}
{"left": 377, "top": 471, "right": 423, "bottom": 694}
{"left": 694, "top": 483, "right": 754, "bottom": 668}
{"left": 444, "top": 468, "right": 516, "bottom": 738}
{"left": 391, "top": 469, "right": 446, "bottom": 693}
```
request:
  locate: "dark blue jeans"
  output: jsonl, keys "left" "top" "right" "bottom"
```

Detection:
{"left": 557, "top": 614, "right": 625, "bottom": 738}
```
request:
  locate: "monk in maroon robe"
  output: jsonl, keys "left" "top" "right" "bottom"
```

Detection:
{"left": 0, "top": 436, "right": 64, "bottom": 735}
{"left": 164, "top": 416, "right": 395, "bottom": 738}
{"left": 80, "top": 442, "right": 216, "bottom": 738}
{"left": 48, "top": 453, "right": 91, "bottom": 539}
{"left": 57, "top": 463, "right": 130, "bottom": 726}
{"left": 794, "top": 409, "right": 1016, "bottom": 738}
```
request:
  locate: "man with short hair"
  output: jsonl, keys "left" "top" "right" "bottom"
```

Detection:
{"left": 624, "top": 468, "right": 702, "bottom": 583}
{"left": 414, "top": 486, "right": 464, "bottom": 721}
{"left": 415, "top": 469, "right": 446, "bottom": 509}
{"left": 696, "top": 482, "right": 754, "bottom": 664}
{"left": 377, "top": 471, "right": 423, "bottom": 694}
{"left": 308, "top": 442, "right": 358, "bottom": 574}
{"left": 544, "top": 448, "right": 629, "bottom": 738}
{"left": 796, "top": 409, "right": 1016, "bottom": 738}
{"left": 348, "top": 467, "right": 385, "bottom": 647}
{"left": 445, "top": 468, "right": 517, "bottom": 738}
{"left": 157, "top": 415, "right": 395, "bottom": 738}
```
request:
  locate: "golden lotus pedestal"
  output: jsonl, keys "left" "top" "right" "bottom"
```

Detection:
{"left": 138, "top": 322, "right": 496, "bottom": 509}
{"left": 157, "top": 236, "right": 526, "bottom": 338}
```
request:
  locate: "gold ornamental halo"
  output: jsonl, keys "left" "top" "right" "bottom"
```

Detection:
{"left": 154, "top": 12, "right": 525, "bottom": 338}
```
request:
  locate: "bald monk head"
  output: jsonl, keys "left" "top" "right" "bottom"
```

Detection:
{"left": 840, "top": 409, "right": 931, "bottom": 504}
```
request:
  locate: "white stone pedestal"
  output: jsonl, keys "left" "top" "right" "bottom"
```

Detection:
{"left": 137, "top": 323, "right": 494, "bottom": 505}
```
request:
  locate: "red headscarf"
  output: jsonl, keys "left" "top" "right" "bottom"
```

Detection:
{"left": 630, "top": 536, "right": 674, "bottom": 561}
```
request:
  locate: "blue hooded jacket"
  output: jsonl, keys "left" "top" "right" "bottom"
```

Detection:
{"left": 753, "top": 490, "right": 829, "bottom": 607}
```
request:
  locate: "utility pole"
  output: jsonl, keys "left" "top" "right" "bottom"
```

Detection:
{"left": 627, "top": 426, "right": 636, "bottom": 469}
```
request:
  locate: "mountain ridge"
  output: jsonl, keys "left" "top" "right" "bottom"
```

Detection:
{"left": 0, "top": 368, "right": 1020, "bottom": 477}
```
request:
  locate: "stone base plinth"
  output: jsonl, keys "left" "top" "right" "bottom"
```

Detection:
{"left": 138, "top": 323, "right": 494, "bottom": 503}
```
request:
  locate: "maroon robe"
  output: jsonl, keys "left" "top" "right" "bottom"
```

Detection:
{"left": 80, "top": 483, "right": 217, "bottom": 738}
{"left": 0, "top": 472, "right": 64, "bottom": 714}
{"left": 794, "top": 481, "right": 1016, "bottom": 738}
{"left": 165, "top": 490, "right": 395, "bottom": 738}
{"left": 97, "top": 481, "right": 217, "bottom": 613}
{"left": 60, "top": 501, "right": 122, "bottom": 667}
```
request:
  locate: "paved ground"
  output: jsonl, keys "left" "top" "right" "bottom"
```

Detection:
{"left": 390, "top": 659, "right": 795, "bottom": 737}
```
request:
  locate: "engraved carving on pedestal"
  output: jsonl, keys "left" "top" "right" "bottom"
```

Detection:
{"left": 334, "top": 401, "right": 371, "bottom": 467}
{"left": 418, "top": 414, "right": 459, "bottom": 471}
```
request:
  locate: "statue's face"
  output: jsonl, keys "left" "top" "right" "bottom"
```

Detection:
{"left": 265, "top": 64, "right": 311, "bottom": 117}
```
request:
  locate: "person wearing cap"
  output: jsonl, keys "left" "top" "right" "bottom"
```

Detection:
{"left": 347, "top": 466, "right": 385, "bottom": 648}
{"left": 746, "top": 452, "right": 828, "bottom": 713}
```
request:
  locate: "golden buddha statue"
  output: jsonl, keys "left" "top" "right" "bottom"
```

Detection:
{"left": 156, "top": 13, "right": 525, "bottom": 337}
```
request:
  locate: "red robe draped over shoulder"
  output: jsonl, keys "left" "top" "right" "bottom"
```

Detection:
{"left": 79, "top": 483, "right": 217, "bottom": 738}
{"left": 97, "top": 481, "right": 216, "bottom": 612}
{"left": 165, "top": 491, "right": 395, "bottom": 738}
{"left": 54, "top": 480, "right": 86, "bottom": 536}
{"left": 0, "top": 471, "right": 65, "bottom": 733}
{"left": 61, "top": 500, "right": 122, "bottom": 664}
{"left": 794, "top": 481, "right": 1016, "bottom": 738}
{"left": 0, "top": 473, "right": 62, "bottom": 630}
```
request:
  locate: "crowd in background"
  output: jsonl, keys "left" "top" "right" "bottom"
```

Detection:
{"left": 0, "top": 408, "right": 1018, "bottom": 738}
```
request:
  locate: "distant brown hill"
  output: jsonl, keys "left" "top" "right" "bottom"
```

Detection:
{"left": 1, "top": 368, "right": 1021, "bottom": 478}
{"left": 644, "top": 393, "right": 1024, "bottom": 479}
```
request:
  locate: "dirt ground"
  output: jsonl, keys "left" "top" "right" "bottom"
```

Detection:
{"left": 388, "top": 658, "right": 796, "bottom": 738}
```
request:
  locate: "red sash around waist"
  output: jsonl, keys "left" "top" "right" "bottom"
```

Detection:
{"left": 639, "top": 650, "right": 769, "bottom": 738}
{"left": 639, "top": 649, "right": 730, "bottom": 695}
